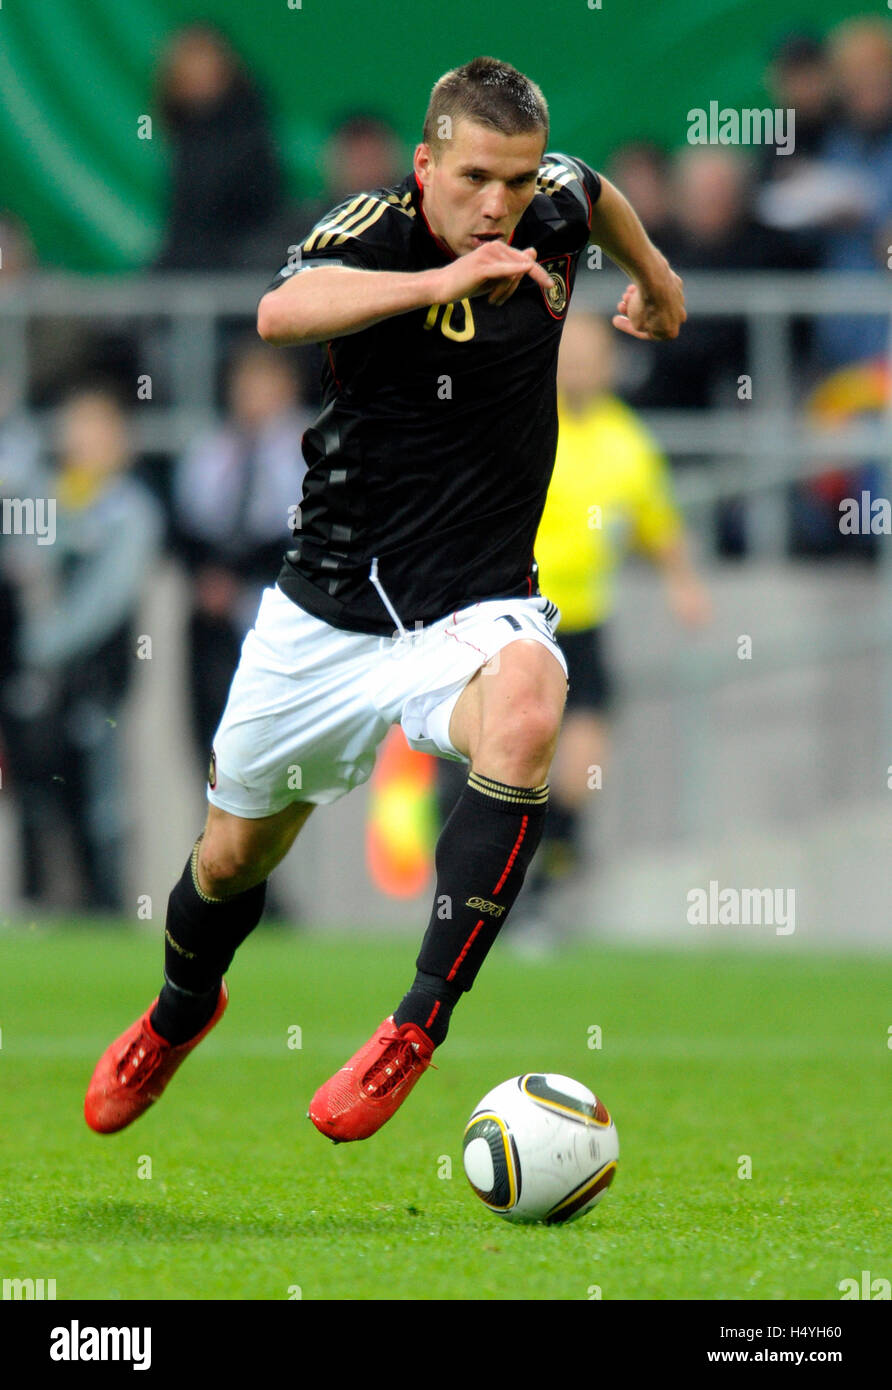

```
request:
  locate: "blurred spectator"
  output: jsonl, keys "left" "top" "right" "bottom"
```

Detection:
{"left": 435, "top": 312, "right": 711, "bottom": 951}
{"left": 1, "top": 386, "right": 164, "bottom": 913}
{"left": 670, "top": 146, "right": 802, "bottom": 273}
{"left": 760, "top": 33, "right": 837, "bottom": 174}
{"left": 273, "top": 113, "right": 406, "bottom": 413}
{"left": 755, "top": 33, "right": 837, "bottom": 266}
{"left": 172, "top": 340, "right": 311, "bottom": 763}
{"left": 294, "top": 112, "right": 405, "bottom": 232}
{"left": 0, "top": 394, "right": 44, "bottom": 784}
{"left": 0, "top": 209, "right": 138, "bottom": 409}
{"left": 816, "top": 17, "right": 892, "bottom": 366}
{"left": 0, "top": 223, "right": 41, "bottom": 447}
{"left": 629, "top": 146, "right": 806, "bottom": 414}
{"left": 154, "top": 24, "right": 284, "bottom": 270}
{"left": 607, "top": 142, "right": 680, "bottom": 256}
{"left": 637, "top": 147, "right": 806, "bottom": 401}
{"left": 0, "top": 210, "right": 36, "bottom": 278}
{"left": 757, "top": 19, "right": 892, "bottom": 367}
{"left": 326, "top": 112, "right": 405, "bottom": 200}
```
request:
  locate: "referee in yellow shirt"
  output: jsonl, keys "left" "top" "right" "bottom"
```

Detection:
{"left": 438, "top": 310, "right": 711, "bottom": 949}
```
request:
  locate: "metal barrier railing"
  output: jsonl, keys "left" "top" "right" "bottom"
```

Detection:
{"left": 1, "top": 272, "right": 889, "bottom": 471}
{"left": 1, "top": 269, "right": 890, "bottom": 837}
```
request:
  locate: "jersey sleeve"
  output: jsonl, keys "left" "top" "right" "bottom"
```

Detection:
{"left": 541, "top": 153, "right": 602, "bottom": 236}
{"left": 263, "top": 191, "right": 407, "bottom": 294}
{"left": 566, "top": 155, "right": 602, "bottom": 222}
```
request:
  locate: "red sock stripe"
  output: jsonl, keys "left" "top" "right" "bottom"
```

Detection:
{"left": 424, "top": 999, "right": 441, "bottom": 1031}
{"left": 445, "top": 813, "right": 532, "bottom": 983}
{"left": 446, "top": 920, "right": 484, "bottom": 982}
{"left": 492, "top": 814, "right": 529, "bottom": 895}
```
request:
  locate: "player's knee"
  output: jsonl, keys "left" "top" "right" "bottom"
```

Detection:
{"left": 476, "top": 704, "right": 561, "bottom": 785}
{"left": 197, "top": 836, "right": 265, "bottom": 898}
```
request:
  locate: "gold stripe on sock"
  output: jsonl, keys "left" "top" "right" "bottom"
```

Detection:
{"left": 467, "top": 772, "right": 550, "bottom": 807}
{"left": 190, "top": 835, "right": 228, "bottom": 905}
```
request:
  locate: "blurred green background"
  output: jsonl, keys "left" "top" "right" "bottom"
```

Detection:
{"left": 0, "top": 0, "right": 861, "bottom": 269}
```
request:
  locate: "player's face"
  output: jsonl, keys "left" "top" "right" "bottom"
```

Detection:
{"left": 414, "top": 120, "right": 545, "bottom": 257}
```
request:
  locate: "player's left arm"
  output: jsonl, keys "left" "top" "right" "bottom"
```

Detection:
{"left": 587, "top": 175, "right": 686, "bottom": 342}
{"left": 652, "top": 534, "right": 713, "bottom": 627}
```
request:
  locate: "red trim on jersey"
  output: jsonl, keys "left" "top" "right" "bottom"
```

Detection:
{"left": 326, "top": 341, "right": 343, "bottom": 392}
{"left": 414, "top": 174, "right": 456, "bottom": 260}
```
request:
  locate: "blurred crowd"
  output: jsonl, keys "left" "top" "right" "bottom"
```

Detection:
{"left": 0, "top": 16, "right": 890, "bottom": 915}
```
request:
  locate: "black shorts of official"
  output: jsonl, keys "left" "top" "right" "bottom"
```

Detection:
{"left": 559, "top": 624, "right": 613, "bottom": 715}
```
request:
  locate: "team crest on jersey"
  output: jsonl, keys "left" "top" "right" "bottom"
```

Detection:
{"left": 539, "top": 255, "right": 570, "bottom": 318}
{"left": 208, "top": 749, "right": 217, "bottom": 790}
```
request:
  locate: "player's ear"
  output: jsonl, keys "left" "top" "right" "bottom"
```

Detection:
{"left": 414, "top": 142, "right": 435, "bottom": 185}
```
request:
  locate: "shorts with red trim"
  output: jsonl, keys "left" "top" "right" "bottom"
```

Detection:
{"left": 206, "top": 583, "right": 567, "bottom": 816}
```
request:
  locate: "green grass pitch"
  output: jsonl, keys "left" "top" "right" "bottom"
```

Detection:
{"left": 0, "top": 925, "right": 889, "bottom": 1301}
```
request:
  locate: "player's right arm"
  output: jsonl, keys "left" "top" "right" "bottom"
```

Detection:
{"left": 257, "top": 242, "right": 551, "bottom": 346}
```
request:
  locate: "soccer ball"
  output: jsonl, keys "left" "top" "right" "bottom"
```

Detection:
{"left": 462, "top": 1073, "right": 619, "bottom": 1224}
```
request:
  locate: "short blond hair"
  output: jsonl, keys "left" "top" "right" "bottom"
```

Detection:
{"left": 422, "top": 56, "right": 549, "bottom": 158}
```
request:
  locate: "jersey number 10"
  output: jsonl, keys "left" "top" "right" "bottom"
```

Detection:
{"left": 424, "top": 299, "right": 476, "bottom": 342}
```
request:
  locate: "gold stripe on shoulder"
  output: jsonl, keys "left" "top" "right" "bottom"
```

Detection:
{"left": 303, "top": 194, "right": 370, "bottom": 252}
{"left": 316, "top": 196, "right": 379, "bottom": 249}
{"left": 383, "top": 190, "right": 417, "bottom": 218}
{"left": 332, "top": 197, "right": 390, "bottom": 244}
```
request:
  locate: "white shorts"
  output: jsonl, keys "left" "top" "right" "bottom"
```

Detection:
{"left": 206, "top": 584, "right": 567, "bottom": 816}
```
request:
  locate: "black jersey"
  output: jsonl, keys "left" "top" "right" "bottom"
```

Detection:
{"left": 268, "top": 153, "right": 602, "bottom": 636}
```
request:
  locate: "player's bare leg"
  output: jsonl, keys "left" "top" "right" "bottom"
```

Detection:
{"left": 85, "top": 800, "right": 313, "bottom": 1133}
{"left": 196, "top": 800, "right": 315, "bottom": 897}
{"left": 309, "top": 639, "right": 567, "bottom": 1142}
{"left": 448, "top": 637, "right": 567, "bottom": 784}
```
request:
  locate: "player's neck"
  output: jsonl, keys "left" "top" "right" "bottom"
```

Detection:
{"left": 415, "top": 179, "right": 457, "bottom": 260}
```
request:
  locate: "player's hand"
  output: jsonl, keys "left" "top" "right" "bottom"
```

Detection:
{"left": 612, "top": 263, "right": 686, "bottom": 341}
{"left": 666, "top": 574, "right": 713, "bottom": 628}
{"left": 431, "top": 242, "right": 553, "bottom": 307}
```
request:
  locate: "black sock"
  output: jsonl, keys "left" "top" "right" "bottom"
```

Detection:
{"left": 150, "top": 836, "right": 267, "bottom": 1044}
{"left": 394, "top": 771, "right": 548, "bottom": 1045}
{"left": 393, "top": 970, "right": 463, "bottom": 1047}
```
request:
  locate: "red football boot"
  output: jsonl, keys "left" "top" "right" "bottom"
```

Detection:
{"left": 308, "top": 1015, "right": 435, "bottom": 1142}
{"left": 84, "top": 982, "right": 229, "bottom": 1134}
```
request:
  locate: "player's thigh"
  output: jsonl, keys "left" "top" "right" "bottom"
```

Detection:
{"left": 449, "top": 637, "right": 567, "bottom": 769}
{"left": 198, "top": 799, "right": 315, "bottom": 896}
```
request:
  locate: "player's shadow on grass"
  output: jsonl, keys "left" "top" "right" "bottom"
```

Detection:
{"left": 53, "top": 1198, "right": 425, "bottom": 1242}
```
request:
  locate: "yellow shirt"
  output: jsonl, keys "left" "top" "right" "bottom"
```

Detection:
{"left": 535, "top": 393, "right": 682, "bottom": 631}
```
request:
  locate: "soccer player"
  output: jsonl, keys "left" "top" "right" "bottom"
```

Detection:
{"left": 85, "top": 57, "right": 685, "bottom": 1143}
